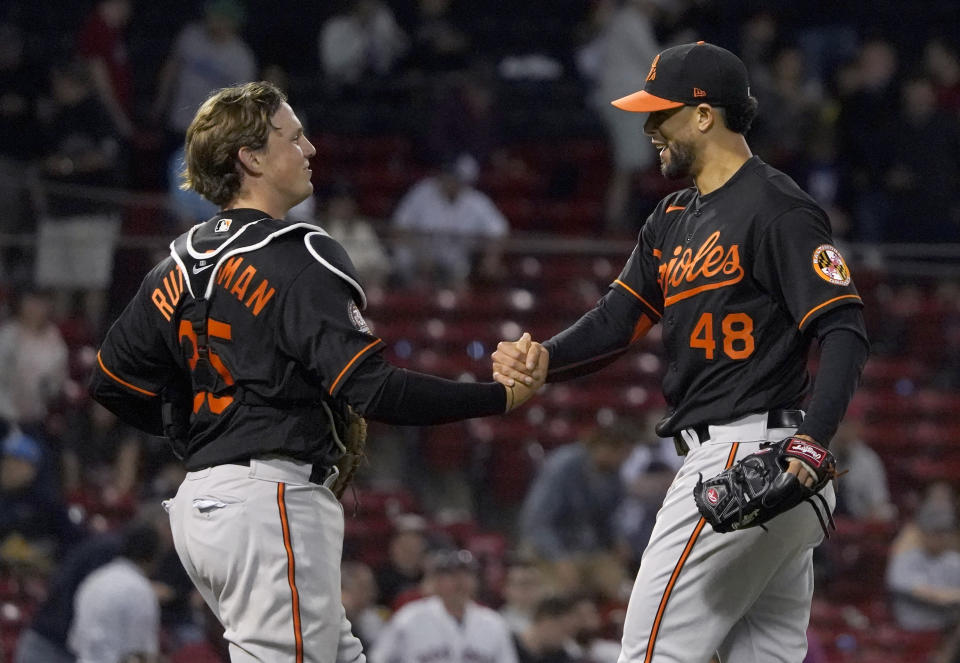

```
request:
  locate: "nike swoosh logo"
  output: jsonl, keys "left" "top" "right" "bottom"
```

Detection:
{"left": 666, "top": 205, "right": 686, "bottom": 213}
{"left": 192, "top": 263, "right": 214, "bottom": 275}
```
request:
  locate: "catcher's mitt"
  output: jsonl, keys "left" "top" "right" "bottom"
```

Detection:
{"left": 693, "top": 437, "right": 837, "bottom": 535}
{"left": 322, "top": 401, "right": 368, "bottom": 499}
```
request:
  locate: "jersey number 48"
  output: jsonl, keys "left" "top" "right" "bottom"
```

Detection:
{"left": 689, "top": 312, "right": 755, "bottom": 360}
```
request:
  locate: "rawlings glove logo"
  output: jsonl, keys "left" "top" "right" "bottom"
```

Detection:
{"left": 706, "top": 487, "right": 720, "bottom": 505}
{"left": 785, "top": 439, "right": 826, "bottom": 467}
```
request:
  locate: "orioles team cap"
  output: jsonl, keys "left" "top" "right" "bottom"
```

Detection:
{"left": 612, "top": 41, "right": 750, "bottom": 112}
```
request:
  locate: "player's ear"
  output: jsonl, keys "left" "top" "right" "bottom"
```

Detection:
{"left": 237, "top": 146, "right": 262, "bottom": 175}
{"left": 695, "top": 104, "right": 716, "bottom": 133}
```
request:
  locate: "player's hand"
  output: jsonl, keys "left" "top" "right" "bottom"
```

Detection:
{"left": 501, "top": 334, "right": 549, "bottom": 412}
{"left": 492, "top": 332, "right": 548, "bottom": 387}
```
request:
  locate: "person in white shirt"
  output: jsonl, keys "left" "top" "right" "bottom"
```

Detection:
{"left": 392, "top": 154, "right": 509, "bottom": 287}
{"left": 153, "top": 0, "right": 256, "bottom": 141}
{"left": 318, "top": 0, "right": 408, "bottom": 86}
{"left": 370, "top": 549, "right": 518, "bottom": 663}
{"left": 68, "top": 521, "right": 161, "bottom": 663}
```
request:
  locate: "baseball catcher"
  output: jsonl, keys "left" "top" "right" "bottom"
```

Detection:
{"left": 693, "top": 436, "right": 838, "bottom": 534}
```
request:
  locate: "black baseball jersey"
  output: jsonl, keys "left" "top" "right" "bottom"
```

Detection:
{"left": 611, "top": 157, "right": 862, "bottom": 435}
{"left": 91, "top": 209, "right": 386, "bottom": 470}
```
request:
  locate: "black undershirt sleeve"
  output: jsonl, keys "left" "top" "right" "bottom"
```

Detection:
{"left": 795, "top": 305, "right": 870, "bottom": 446}
{"left": 542, "top": 289, "right": 645, "bottom": 382}
{"left": 339, "top": 353, "right": 507, "bottom": 425}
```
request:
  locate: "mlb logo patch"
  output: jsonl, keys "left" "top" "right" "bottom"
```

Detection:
{"left": 215, "top": 218, "right": 232, "bottom": 233}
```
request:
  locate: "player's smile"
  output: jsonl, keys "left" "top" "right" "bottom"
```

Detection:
{"left": 645, "top": 105, "right": 686, "bottom": 165}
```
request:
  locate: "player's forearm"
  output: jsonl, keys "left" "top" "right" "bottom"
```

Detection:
{"left": 795, "top": 307, "right": 870, "bottom": 445}
{"left": 89, "top": 367, "right": 165, "bottom": 436}
{"left": 342, "top": 356, "right": 506, "bottom": 424}
{"left": 542, "top": 289, "right": 643, "bottom": 382}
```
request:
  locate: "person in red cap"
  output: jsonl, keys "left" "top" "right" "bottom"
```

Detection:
{"left": 492, "top": 41, "right": 869, "bottom": 662}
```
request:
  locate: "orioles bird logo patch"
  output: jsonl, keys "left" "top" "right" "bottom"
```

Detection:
{"left": 812, "top": 244, "right": 851, "bottom": 286}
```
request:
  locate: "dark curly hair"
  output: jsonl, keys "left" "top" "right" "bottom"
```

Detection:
{"left": 717, "top": 95, "right": 760, "bottom": 134}
{"left": 181, "top": 81, "right": 287, "bottom": 207}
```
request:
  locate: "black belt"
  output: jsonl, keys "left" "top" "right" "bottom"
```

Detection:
{"left": 230, "top": 458, "right": 333, "bottom": 485}
{"left": 674, "top": 409, "right": 804, "bottom": 454}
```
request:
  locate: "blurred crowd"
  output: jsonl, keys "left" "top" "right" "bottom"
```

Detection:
{"left": 0, "top": 0, "right": 959, "bottom": 661}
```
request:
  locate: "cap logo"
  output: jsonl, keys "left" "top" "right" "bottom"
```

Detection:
{"left": 693, "top": 87, "right": 707, "bottom": 98}
{"left": 646, "top": 54, "right": 661, "bottom": 82}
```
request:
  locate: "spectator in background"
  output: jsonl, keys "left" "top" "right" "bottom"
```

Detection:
{"left": 615, "top": 416, "right": 681, "bottom": 566}
{"left": 152, "top": 0, "right": 256, "bottom": 155}
{"left": 392, "top": 153, "right": 508, "bottom": 288}
{"left": 737, "top": 10, "right": 779, "bottom": 79}
{"left": 76, "top": 0, "right": 134, "bottom": 139}
{"left": 61, "top": 402, "right": 145, "bottom": 507}
{"left": 319, "top": 0, "right": 408, "bottom": 89}
{"left": 370, "top": 549, "right": 518, "bottom": 663}
{"left": 35, "top": 59, "right": 123, "bottom": 301}
{"left": 749, "top": 43, "right": 823, "bottom": 179}
{"left": 518, "top": 422, "right": 635, "bottom": 601}
{"left": 513, "top": 595, "right": 578, "bottom": 663}
{"left": 891, "top": 481, "right": 958, "bottom": 557}
{"left": 321, "top": 180, "right": 390, "bottom": 288}
{"left": 593, "top": 0, "right": 660, "bottom": 234}
{"left": 424, "top": 68, "right": 502, "bottom": 170}
{"left": 0, "top": 22, "right": 36, "bottom": 164}
{"left": 0, "top": 22, "right": 37, "bottom": 282}
{"left": 14, "top": 527, "right": 123, "bottom": 663}
{"left": 0, "top": 288, "right": 68, "bottom": 432}
{"left": 376, "top": 513, "right": 430, "bottom": 610}
{"left": 831, "top": 409, "right": 896, "bottom": 522}
{"left": 499, "top": 555, "right": 547, "bottom": 634}
{"left": 342, "top": 560, "right": 387, "bottom": 651}
{"left": 0, "top": 428, "right": 75, "bottom": 566}
{"left": 933, "top": 280, "right": 960, "bottom": 391}
{"left": 884, "top": 74, "right": 960, "bottom": 243}
{"left": 404, "top": 0, "right": 471, "bottom": 76}
{"left": 887, "top": 498, "right": 960, "bottom": 631}
{"left": 565, "top": 592, "right": 621, "bottom": 663}
{"left": 68, "top": 520, "right": 162, "bottom": 663}
{"left": 925, "top": 37, "right": 960, "bottom": 115}
{"left": 836, "top": 38, "right": 900, "bottom": 243}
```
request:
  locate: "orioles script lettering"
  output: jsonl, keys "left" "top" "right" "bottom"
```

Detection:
{"left": 658, "top": 231, "right": 744, "bottom": 306}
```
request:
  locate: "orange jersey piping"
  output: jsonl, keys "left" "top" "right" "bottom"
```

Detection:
{"left": 329, "top": 339, "right": 383, "bottom": 395}
{"left": 798, "top": 294, "right": 862, "bottom": 330}
{"left": 613, "top": 280, "right": 663, "bottom": 319}
{"left": 96, "top": 351, "right": 158, "bottom": 397}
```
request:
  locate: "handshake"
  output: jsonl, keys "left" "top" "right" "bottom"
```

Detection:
{"left": 492, "top": 333, "right": 549, "bottom": 413}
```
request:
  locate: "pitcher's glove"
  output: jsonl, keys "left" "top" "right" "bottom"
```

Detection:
{"left": 693, "top": 437, "right": 837, "bottom": 535}
{"left": 324, "top": 402, "right": 368, "bottom": 499}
